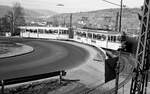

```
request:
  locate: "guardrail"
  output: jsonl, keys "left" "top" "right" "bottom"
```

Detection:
{"left": 0, "top": 70, "right": 66, "bottom": 94}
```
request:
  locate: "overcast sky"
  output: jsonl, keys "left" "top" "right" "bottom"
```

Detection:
{"left": 0, "top": 0, "right": 144, "bottom": 13}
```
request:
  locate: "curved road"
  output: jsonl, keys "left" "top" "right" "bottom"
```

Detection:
{"left": 0, "top": 38, "right": 89, "bottom": 80}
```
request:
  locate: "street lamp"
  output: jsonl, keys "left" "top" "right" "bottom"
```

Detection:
{"left": 56, "top": 4, "right": 73, "bottom": 38}
{"left": 56, "top": 3, "right": 65, "bottom": 27}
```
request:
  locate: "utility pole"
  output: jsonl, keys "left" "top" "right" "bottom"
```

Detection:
{"left": 64, "top": 17, "right": 66, "bottom": 27}
{"left": 102, "top": 0, "right": 124, "bottom": 93}
{"left": 115, "top": 12, "right": 119, "bottom": 32}
{"left": 130, "top": 0, "right": 150, "bottom": 93}
{"left": 1, "top": 80, "right": 4, "bottom": 94}
{"left": 115, "top": 0, "right": 123, "bottom": 94}
{"left": 69, "top": 13, "right": 73, "bottom": 38}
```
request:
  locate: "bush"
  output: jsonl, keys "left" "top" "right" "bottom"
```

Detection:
{"left": 125, "top": 36, "right": 138, "bottom": 54}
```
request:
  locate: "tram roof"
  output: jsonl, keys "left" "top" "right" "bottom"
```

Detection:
{"left": 76, "top": 28, "right": 121, "bottom": 35}
{"left": 19, "top": 26, "right": 68, "bottom": 30}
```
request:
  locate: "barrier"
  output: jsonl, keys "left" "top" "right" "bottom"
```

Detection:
{"left": 0, "top": 70, "right": 66, "bottom": 94}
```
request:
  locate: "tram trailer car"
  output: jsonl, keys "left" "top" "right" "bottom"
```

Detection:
{"left": 19, "top": 26, "right": 69, "bottom": 40}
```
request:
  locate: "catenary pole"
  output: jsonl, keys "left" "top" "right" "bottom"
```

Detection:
{"left": 115, "top": 0, "right": 123, "bottom": 94}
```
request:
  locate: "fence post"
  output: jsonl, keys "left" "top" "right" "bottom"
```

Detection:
{"left": 1, "top": 80, "right": 4, "bottom": 94}
{"left": 59, "top": 71, "right": 63, "bottom": 84}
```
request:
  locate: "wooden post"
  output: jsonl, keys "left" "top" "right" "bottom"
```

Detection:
{"left": 115, "top": 12, "right": 119, "bottom": 32}
{"left": 115, "top": 0, "right": 123, "bottom": 94}
{"left": 59, "top": 71, "right": 63, "bottom": 84}
{"left": 1, "top": 80, "right": 4, "bottom": 94}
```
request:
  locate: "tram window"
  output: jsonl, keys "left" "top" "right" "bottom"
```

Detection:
{"left": 62, "top": 30, "right": 64, "bottom": 34}
{"left": 66, "top": 30, "right": 69, "bottom": 34}
{"left": 38, "top": 29, "right": 43, "bottom": 33}
{"left": 26, "top": 29, "right": 30, "bottom": 32}
{"left": 97, "top": 34, "right": 101, "bottom": 40}
{"left": 51, "top": 30, "right": 54, "bottom": 34}
{"left": 117, "top": 36, "right": 121, "bottom": 42}
{"left": 33, "top": 29, "right": 37, "bottom": 33}
{"left": 101, "top": 35, "right": 106, "bottom": 41}
{"left": 30, "top": 29, "right": 34, "bottom": 33}
{"left": 64, "top": 30, "right": 68, "bottom": 34}
{"left": 82, "top": 32, "right": 86, "bottom": 37}
{"left": 29, "top": 29, "right": 31, "bottom": 32}
{"left": 111, "top": 36, "right": 113, "bottom": 42}
{"left": 59, "top": 30, "right": 62, "bottom": 34}
{"left": 64, "top": 30, "right": 67, "bottom": 34}
{"left": 33, "top": 30, "right": 35, "bottom": 33}
{"left": 45, "top": 29, "right": 49, "bottom": 33}
{"left": 62, "top": 30, "right": 65, "bottom": 34}
{"left": 60, "top": 30, "right": 63, "bottom": 34}
{"left": 88, "top": 33, "right": 92, "bottom": 38}
{"left": 114, "top": 36, "right": 116, "bottom": 42}
{"left": 54, "top": 30, "right": 58, "bottom": 34}
{"left": 108, "top": 35, "right": 111, "bottom": 41}
{"left": 97, "top": 35, "right": 100, "bottom": 40}
{"left": 49, "top": 30, "right": 52, "bottom": 33}
{"left": 93, "top": 34, "right": 97, "bottom": 39}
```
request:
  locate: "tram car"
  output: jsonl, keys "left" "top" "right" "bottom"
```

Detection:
{"left": 19, "top": 26, "right": 69, "bottom": 40}
{"left": 74, "top": 28, "right": 122, "bottom": 50}
{"left": 19, "top": 26, "right": 122, "bottom": 50}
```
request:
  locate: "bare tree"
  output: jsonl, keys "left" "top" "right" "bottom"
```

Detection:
{"left": 0, "top": 15, "right": 11, "bottom": 35}
{"left": 6, "top": 2, "right": 25, "bottom": 36}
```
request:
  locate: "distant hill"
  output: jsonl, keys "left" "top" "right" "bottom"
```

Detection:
{"left": 25, "top": 9, "right": 57, "bottom": 18}
{"left": 49, "top": 8, "right": 141, "bottom": 31}
{"left": 0, "top": 5, "right": 57, "bottom": 18}
{"left": 0, "top": 5, "right": 11, "bottom": 17}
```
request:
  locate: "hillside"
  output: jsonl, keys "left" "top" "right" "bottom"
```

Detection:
{"left": 49, "top": 8, "right": 140, "bottom": 31}
{"left": 0, "top": 5, "right": 11, "bottom": 17}
{"left": 0, "top": 5, "right": 57, "bottom": 18}
{"left": 0, "top": 5, "right": 141, "bottom": 32}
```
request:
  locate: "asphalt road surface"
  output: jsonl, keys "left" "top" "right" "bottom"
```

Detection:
{"left": 0, "top": 38, "right": 89, "bottom": 80}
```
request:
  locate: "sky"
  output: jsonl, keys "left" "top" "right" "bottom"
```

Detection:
{"left": 0, "top": 0, "right": 144, "bottom": 13}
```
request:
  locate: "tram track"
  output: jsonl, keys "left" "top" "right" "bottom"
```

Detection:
{"left": 76, "top": 51, "right": 135, "bottom": 94}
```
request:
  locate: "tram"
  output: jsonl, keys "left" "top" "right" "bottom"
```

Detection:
{"left": 19, "top": 26, "right": 69, "bottom": 39}
{"left": 19, "top": 26, "right": 122, "bottom": 50}
{"left": 74, "top": 28, "right": 122, "bottom": 50}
